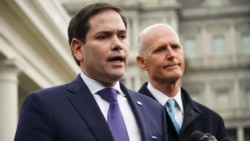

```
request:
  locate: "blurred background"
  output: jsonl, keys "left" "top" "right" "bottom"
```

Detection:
{"left": 0, "top": 0, "right": 249, "bottom": 140}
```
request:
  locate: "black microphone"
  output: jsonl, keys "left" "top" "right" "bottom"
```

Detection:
{"left": 220, "top": 137, "right": 232, "bottom": 141}
{"left": 205, "top": 133, "right": 217, "bottom": 141}
{"left": 189, "top": 131, "right": 210, "bottom": 141}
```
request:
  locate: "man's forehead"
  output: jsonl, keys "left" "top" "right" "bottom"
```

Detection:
{"left": 89, "top": 10, "right": 125, "bottom": 26}
{"left": 87, "top": 11, "right": 126, "bottom": 33}
{"left": 141, "top": 24, "right": 175, "bottom": 36}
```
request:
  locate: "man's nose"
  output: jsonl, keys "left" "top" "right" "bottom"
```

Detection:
{"left": 112, "top": 36, "right": 123, "bottom": 50}
{"left": 165, "top": 47, "right": 175, "bottom": 59}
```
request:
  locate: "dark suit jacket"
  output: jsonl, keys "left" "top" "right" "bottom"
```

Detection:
{"left": 138, "top": 82, "right": 227, "bottom": 141}
{"left": 14, "top": 75, "right": 168, "bottom": 141}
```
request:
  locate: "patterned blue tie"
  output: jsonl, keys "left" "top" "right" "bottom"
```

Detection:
{"left": 98, "top": 88, "right": 130, "bottom": 141}
{"left": 166, "top": 99, "right": 180, "bottom": 134}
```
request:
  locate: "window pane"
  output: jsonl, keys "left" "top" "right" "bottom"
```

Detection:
{"left": 215, "top": 90, "right": 229, "bottom": 110}
{"left": 210, "top": 0, "right": 223, "bottom": 7}
{"left": 245, "top": 127, "right": 250, "bottom": 141}
{"left": 184, "top": 38, "right": 197, "bottom": 58}
{"left": 242, "top": 34, "right": 250, "bottom": 54}
{"left": 213, "top": 36, "right": 225, "bottom": 56}
{"left": 191, "top": 93, "right": 201, "bottom": 102}
{"left": 227, "top": 128, "right": 237, "bottom": 141}
{"left": 245, "top": 88, "right": 250, "bottom": 108}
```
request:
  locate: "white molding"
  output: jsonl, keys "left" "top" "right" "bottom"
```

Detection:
{"left": 0, "top": 0, "right": 80, "bottom": 88}
{"left": 14, "top": 0, "right": 79, "bottom": 73}
{"left": 0, "top": 34, "right": 54, "bottom": 88}
{"left": 181, "top": 5, "right": 250, "bottom": 19}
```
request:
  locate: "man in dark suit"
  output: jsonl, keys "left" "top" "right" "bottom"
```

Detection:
{"left": 136, "top": 23, "right": 227, "bottom": 141}
{"left": 14, "top": 3, "right": 168, "bottom": 141}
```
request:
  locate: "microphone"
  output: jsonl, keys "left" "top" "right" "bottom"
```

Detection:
{"left": 205, "top": 133, "right": 217, "bottom": 141}
{"left": 220, "top": 137, "right": 232, "bottom": 141}
{"left": 190, "top": 131, "right": 231, "bottom": 141}
{"left": 189, "top": 131, "right": 210, "bottom": 141}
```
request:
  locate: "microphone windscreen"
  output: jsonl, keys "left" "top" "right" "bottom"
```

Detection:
{"left": 205, "top": 133, "right": 217, "bottom": 141}
{"left": 190, "top": 131, "right": 208, "bottom": 141}
{"left": 220, "top": 137, "right": 232, "bottom": 141}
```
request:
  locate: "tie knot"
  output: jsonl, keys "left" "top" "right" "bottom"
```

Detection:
{"left": 98, "top": 88, "right": 117, "bottom": 103}
{"left": 166, "top": 99, "right": 176, "bottom": 112}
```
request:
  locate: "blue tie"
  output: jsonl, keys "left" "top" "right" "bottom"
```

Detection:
{"left": 98, "top": 88, "right": 130, "bottom": 141}
{"left": 166, "top": 99, "right": 180, "bottom": 134}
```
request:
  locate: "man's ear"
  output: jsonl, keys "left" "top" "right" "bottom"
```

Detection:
{"left": 136, "top": 56, "right": 148, "bottom": 70}
{"left": 71, "top": 38, "right": 84, "bottom": 62}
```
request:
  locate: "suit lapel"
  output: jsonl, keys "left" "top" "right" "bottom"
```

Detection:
{"left": 66, "top": 75, "right": 114, "bottom": 141}
{"left": 139, "top": 83, "right": 202, "bottom": 135}
{"left": 181, "top": 88, "right": 200, "bottom": 131}
{"left": 138, "top": 82, "right": 157, "bottom": 101}
{"left": 181, "top": 104, "right": 199, "bottom": 131}
{"left": 120, "top": 83, "right": 150, "bottom": 141}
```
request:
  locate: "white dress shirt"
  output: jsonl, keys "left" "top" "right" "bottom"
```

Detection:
{"left": 80, "top": 72, "right": 141, "bottom": 141}
{"left": 147, "top": 82, "right": 184, "bottom": 128}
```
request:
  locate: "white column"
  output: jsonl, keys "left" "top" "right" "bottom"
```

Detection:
{"left": 229, "top": 24, "right": 237, "bottom": 62}
{"left": 133, "top": 67, "right": 142, "bottom": 91}
{"left": 201, "top": 26, "right": 209, "bottom": 65}
{"left": 233, "top": 80, "right": 240, "bottom": 109}
{"left": 131, "top": 14, "right": 139, "bottom": 51}
{"left": 237, "top": 126, "right": 244, "bottom": 141}
{"left": 169, "top": 11, "right": 179, "bottom": 33}
{"left": 0, "top": 59, "right": 20, "bottom": 141}
{"left": 204, "top": 81, "right": 213, "bottom": 107}
{"left": 124, "top": 75, "right": 132, "bottom": 90}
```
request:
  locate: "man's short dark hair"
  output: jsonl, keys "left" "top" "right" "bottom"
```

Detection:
{"left": 68, "top": 2, "right": 128, "bottom": 66}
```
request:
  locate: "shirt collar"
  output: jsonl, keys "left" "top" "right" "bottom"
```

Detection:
{"left": 80, "top": 72, "right": 123, "bottom": 95}
{"left": 147, "top": 82, "right": 184, "bottom": 113}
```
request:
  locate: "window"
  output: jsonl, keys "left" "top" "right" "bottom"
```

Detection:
{"left": 241, "top": 34, "right": 250, "bottom": 54}
{"left": 213, "top": 36, "right": 225, "bottom": 56}
{"left": 210, "top": 0, "right": 223, "bottom": 7}
{"left": 203, "top": 0, "right": 229, "bottom": 7}
{"left": 215, "top": 90, "right": 230, "bottom": 110}
{"left": 245, "top": 127, "right": 250, "bottom": 141}
{"left": 191, "top": 93, "right": 201, "bottom": 102}
{"left": 184, "top": 38, "right": 197, "bottom": 58}
{"left": 245, "top": 88, "right": 250, "bottom": 108}
{"left": 226, "top": 128, "right": 237, "bottom": 141}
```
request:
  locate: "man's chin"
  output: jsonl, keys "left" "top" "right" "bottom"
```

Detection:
{"left": 165, "top": 75, "right": 182, "bottom": 82}
{"left": 163, "top": 71, "right": 182, "bottom": 78}
{"left": 110, "top": 71, "right": 125, "bottom": 80}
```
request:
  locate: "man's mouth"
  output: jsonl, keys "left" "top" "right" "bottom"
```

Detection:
{"left": 108, "top": 55, "right": 125, "bottom": 62}
{"left": 163, "top": 63, "right": 179, "bottom": 69}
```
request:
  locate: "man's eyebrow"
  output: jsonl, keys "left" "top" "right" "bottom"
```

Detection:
{"left": 95, "top": 29, "right": 127, "bottom": 34}
{"left": 96, "top": 31, "right": 111, "bottom": 34}
{"left": 118, "top": 29, "right": 127, "bottom": 33}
